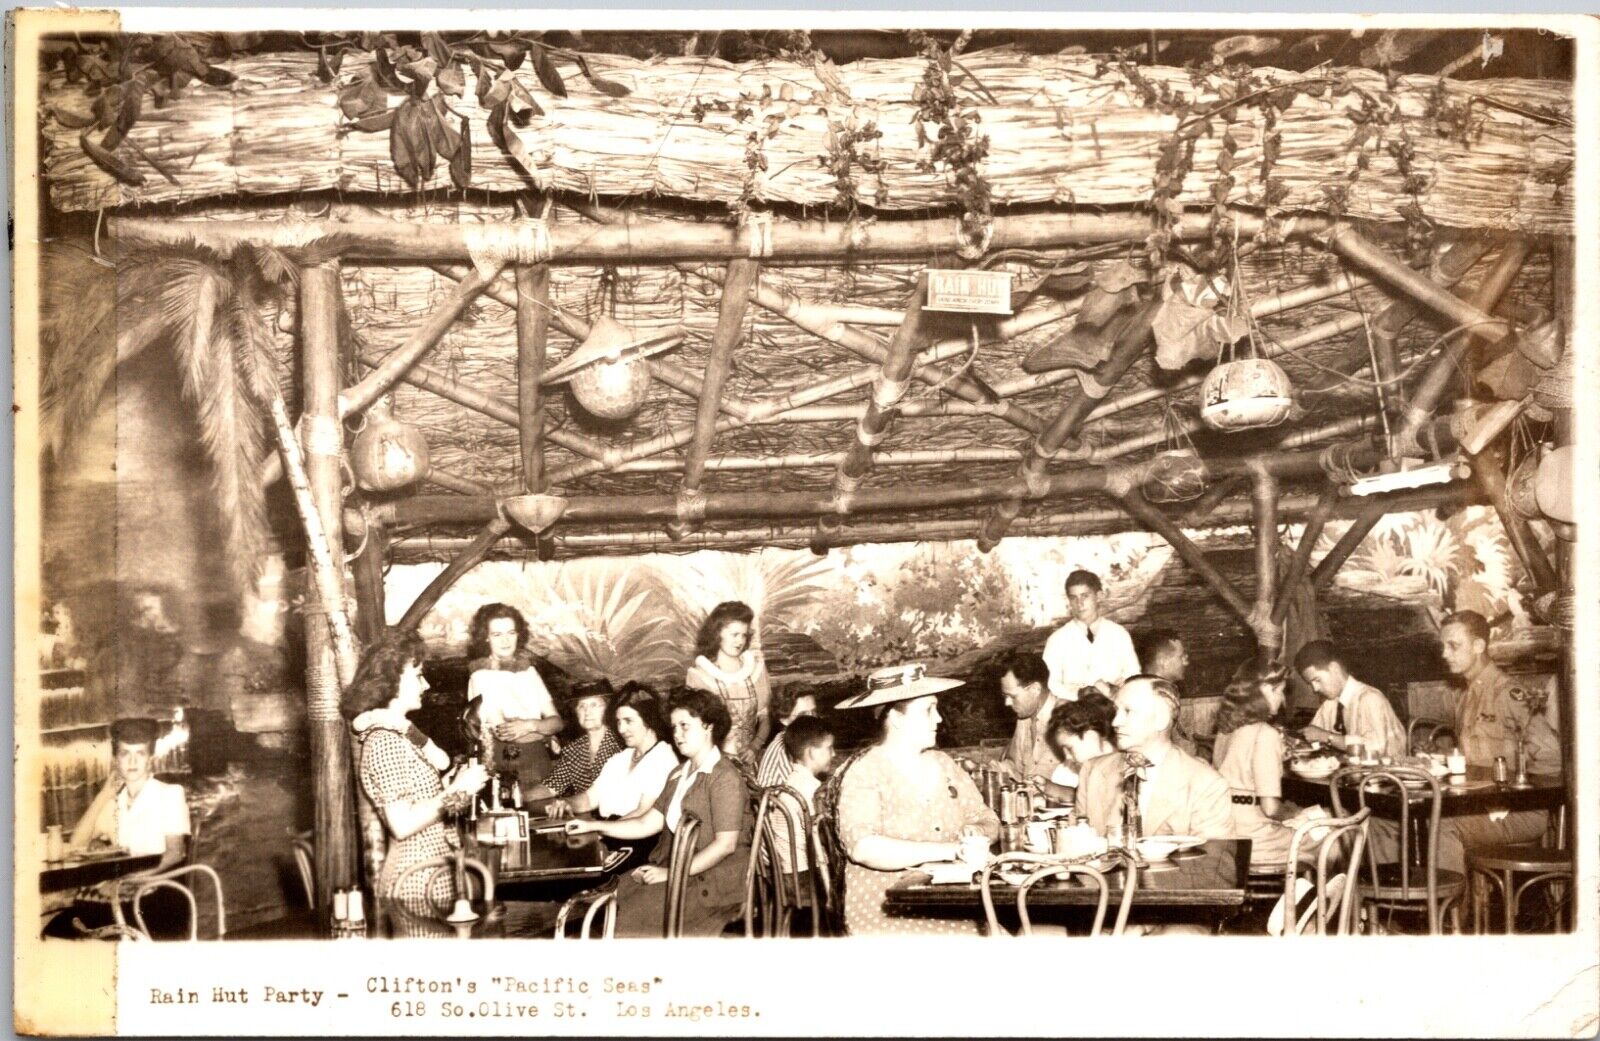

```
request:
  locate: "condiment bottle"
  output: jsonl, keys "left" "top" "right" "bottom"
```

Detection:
{"left": 1494, "top": 756, "right": 1509, "bottom": 784}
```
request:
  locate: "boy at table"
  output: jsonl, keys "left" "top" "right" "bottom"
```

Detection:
{"left": 770, "top": 715, "right": 835, "bottom": 904}
{"left": 46, "top": 717, "right": 192, "bottom": 938}
{"left": 1295, "top": 640, "right": 1406, "bottom": 759}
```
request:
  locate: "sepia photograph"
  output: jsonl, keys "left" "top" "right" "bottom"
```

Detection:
{"left": 9, "top": 9, "right": 1597, "bottom": 1036}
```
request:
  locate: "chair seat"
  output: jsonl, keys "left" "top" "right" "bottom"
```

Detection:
{"left": 1360, "top": 862, "right": 1467, "bottom": 902}
{"left": 1466, "top": 844, "right": 1573, "bottom": 875}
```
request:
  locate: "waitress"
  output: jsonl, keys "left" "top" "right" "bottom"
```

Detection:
{"left": 466, "top": 604, "right": 563, "bottom": 792}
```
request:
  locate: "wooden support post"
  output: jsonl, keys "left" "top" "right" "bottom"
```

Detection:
{"left": 834, "top": 275, "right": 932, "bottom": 503}
{"left": 1118, "top": 490, "right": 1255, "bottom": 624}
{"left": 1272, "top": 481, "right": 1341, "bottom": 625}
{"left": 351, "top": 514, "right": 389, "bottom": 645}
{"left": 1249, "top": 463, "right": 1282, "bottom": 659}
{"left": 516, "top": 265, "right": 551, "bottom": 493}
{"left": 296, "top": 261, "right": 357, "bottom": 922}
{"left": 1379, "top": 239, "right": 1531, "bottom": 455}
{"left": 978, "top": 298, "right": 1160, "bottom": 550}
{"left": 1309, "top": 501, "right": 1388, "bottom": 592}
{"left": 680, "top": 259, "right": 760, "bottom": 530}
{"left": 1470, "top": 440, "right": 1560, "bottom": 594}
{"left": 396, "top": 518, "right": 514, "bottom": 632}
{"left": 339, "top": 264, "right": 502, "bottom": 419}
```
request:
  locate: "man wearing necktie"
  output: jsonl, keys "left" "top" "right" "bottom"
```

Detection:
{"left": 1041, "top": 569, "right": 1142, "bottom": 701}
{"left": 995, "top": 652, "right": 1061, "bottom": 792}
{"left": 1075, "top": 676, "right": 1233, "bottom": 841}
{"left": 1296, "top": 640, "right": 1406, "bottom": 758}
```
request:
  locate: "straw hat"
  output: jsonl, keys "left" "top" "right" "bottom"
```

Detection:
{"left": 540, "top": 316, "right": 686, "bottom": 385}
{"left": 835, "top": 662, "right": 964, "bottom": 710}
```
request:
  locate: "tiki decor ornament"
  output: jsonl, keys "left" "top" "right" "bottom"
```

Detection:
{"left": 349, "top": 401, "right": 430, "bottom": 492}
{"left": 1199, "top": 348, "right": 1294, "bottom": 432}
{"left": 542, "top": 315, "right": 685, "bottom": 421}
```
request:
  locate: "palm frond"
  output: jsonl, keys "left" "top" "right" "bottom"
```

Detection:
{"left": 39, "top": 242, "right": 119, "bottom": 459}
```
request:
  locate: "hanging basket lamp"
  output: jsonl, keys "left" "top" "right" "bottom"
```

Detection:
{"left": 349, "top": 401, "right": 430, "bottom": 492}
{"left": 542, "top": 315, "right": 686, "bottom": 421}
{"left": 1199, "top": 351, "right": 1295, "bottom": 432}
{"left": 499, "top": 493, "right": 568, "bottom": 534}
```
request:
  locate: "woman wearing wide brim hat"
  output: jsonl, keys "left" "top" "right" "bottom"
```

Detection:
{"left": 522, "top": 679, "right": 622, "bottom": 806}
{"left": 832, "top": 663, "right": 1001, "bottom": 936}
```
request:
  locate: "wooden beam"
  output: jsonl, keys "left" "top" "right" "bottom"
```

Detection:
{"left": 110, "top": 209, "right": 1327, "bottom": 265}
{"left": 1249, "top": 462, "right": 1282, "bottom": 657}
{"left": 1471, "top": 439, "right": 1560, "bottom": 594}
{"left": 338, "top": 264, "right": 501, "bottom": 419}
{"left": 516, "top": 265, "right": 551, "bottom": 493}
{"left": 1118, "top": 489, "right": 1256, "bottom": 624}
{"left": 683, "top": 259, "right": 760, "bottom": 497}
{"left": 295, "top": 261, "right": 357, "bottom": 923}
{"left": 395, "top": 518, "right": 513, "bottom": 632}
{"left": 978, "top": 298, "right": 1160, "bottom": 549}
{"left": 351, "top": 515, "right": 389, "bottom": 646}
{"left": 1309, "top": 500, "right": 1388, "bottom": 591}
{"left": 1272, "top": 480, "right": 1341, "bottom": 625}
{"left": 1325, "top": 226, "right": 1512, "bottom": 344}
{"left": 835, "top": 274, "right": 932, "bottom": 501}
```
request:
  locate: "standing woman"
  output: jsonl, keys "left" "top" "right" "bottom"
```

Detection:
{"left": 342, "top": 631, "right": 487, "bottom": 932}
{"left": 566, "top": 687, "right": 751, "bottom": 937}
{"left": 1211, "top": 658, "right": 1296, "bottom": 868}
{"left": 685, "top": 601, "right": 772, "bottom": 768}
{"left": 835, "top": 664, "right": 1001, "bottom": 936}
{"left": 522, "top": 680, "right": 622, "bottom": 804}
{"left": 466, "top": 604, "right": 563, "bottom": 792}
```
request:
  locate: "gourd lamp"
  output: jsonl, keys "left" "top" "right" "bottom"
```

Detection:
{"left": 542, "top": 316, "right": 686, "bottom": 421}
{"left": 350, "top": 402, "right": 430, "bottom": 492}
{"left": 1198, "top": 356, "right": 1294, "bottom": 431}
{"left": 499, "top": 494, "right": 567, "bottom": 534}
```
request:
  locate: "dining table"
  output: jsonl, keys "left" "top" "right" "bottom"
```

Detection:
{"left": 40, "top": 850, "right": 163, "bottom": 895}
{"left": 883, "top": 838, "right": 1252, "bottom": 931}
{"left": 1280, "top": 763, "right": 1565, "bottom": 818}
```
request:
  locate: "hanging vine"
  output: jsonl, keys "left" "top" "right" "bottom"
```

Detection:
{"left": 909, "top": 29, "right": 993, "bottom": 256}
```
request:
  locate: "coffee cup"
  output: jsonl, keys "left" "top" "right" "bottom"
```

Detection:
{"left": 958, "top": 834, "right": 990, "bottom": 867}
{"left": 1446, "top": 752, "right": 1467, "bottom": 778}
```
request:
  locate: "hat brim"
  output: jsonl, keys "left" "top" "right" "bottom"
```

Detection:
{"left": 836, "top": 676, "right": 965, "bottom": 710}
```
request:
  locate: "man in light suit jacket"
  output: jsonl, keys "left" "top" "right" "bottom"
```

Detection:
{"left": 1295, "top": 640, "right": 1407, "bottom": 759}
{"left": 1077, "top": 676, "right": 1233, "bottom": 841}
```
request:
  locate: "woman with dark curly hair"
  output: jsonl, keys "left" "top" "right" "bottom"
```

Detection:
{"left": 1212, "top": 657, "right": 1295, "bottom": 867}
{"left": 547, "top": 683, "right": 678, "bottom": 822}
{"left": 685, "top": 601, "right": 771, "bottom": 768}
{"left": 566, "top": 686, "right": 751, "bottom": 936}
{"left": 465, "top": 603, "right": 563, "bottom": 791}
{"left": 1041, "top": 687, "right": 1119, "bottom": 800}
{"left": 343, "top": 631, "right": 487, "bottom": 932}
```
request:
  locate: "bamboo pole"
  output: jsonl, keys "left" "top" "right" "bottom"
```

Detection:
{"left": 296, "top": 261, "right": 357, "bottom": 921}
{"left": 1118, "top": 489, "right": 1256, "bottom": 624}
{"left": 339, "top": 264, "right": 502, "bottom": 419}
{"left": 387, "top": 483, "right": 1478, "bottom": 557}
{"left": 425, "top": 466, "right": 499, "bottom": 497}
{"left": 682, "top": 259, "right": 760, "bottom": 510}
{"left": 1325, "top": 226, "right": 1513, "bottom": 344}
{"left": 351, "top": 515, "right": 389, "bottom": 646}
{"left": 1308, "top": 500, "right": 1389, "bottom": 591}
{"left": 1470, "top": 439, "right": 1560, "bottom": 594}
{"left": 978, "top": 298, "right": 1160, "bottom": 550}
{"left": 395, "top": 518, "right": 513, "bottom": 632}
{"left": 1249, "top": 463, "right": 1282, "bottom": 656}
{"left": 516, "top": 265, "right": 552, "bottom": 493}
{"left": 111, "top": 209, "right": 1326, "bottom": 265}
{"left": 1272, "top": 480, "right": 1341, "bottom": 625}
{"left": 1389, "top": 240, "right": 1532, "bottom": 454}
{"left": 835, "top": 274, "right": 932, "bottom": 501}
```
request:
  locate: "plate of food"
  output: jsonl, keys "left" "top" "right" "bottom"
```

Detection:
{"left": 1291, "top": 755, "right": 1340, "bottom": 780}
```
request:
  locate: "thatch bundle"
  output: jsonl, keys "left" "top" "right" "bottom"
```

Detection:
{"left": 42, "top": 48, "right": 1572, "bottom": 233}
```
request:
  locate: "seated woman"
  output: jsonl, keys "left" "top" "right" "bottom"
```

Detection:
{"left": 548, "top": 683, "right": 678, "bottom": 821}
{"left": 466, "top": 604, "right": 563, "bottom": 791}
{"left": 342, "top": 631, "right": 488, "bottom": 933}
{"left": 566, "top": 687, "right": 751, "bottom": 937}
{"left": 685, "top": 601, "right": 771, "bottom": 769}
{"left": 1040, "top": 687, "right": 1118, "bottom": 803}
{"left": 1211, "top": 658, "right": 1298, "bottom": 870}
{"left": 835, "top": 664, "right": 1000, "bottom": 936}
{"left": 523, "top": 680, "right": 622, "bottom": 804}
{"left": 44, "top": 717, "right": 192, "bottom": 938}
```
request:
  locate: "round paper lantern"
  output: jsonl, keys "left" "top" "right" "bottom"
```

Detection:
{"left": 1199, "top": 357, "right": 1294, "bottom": 431}
{"left": 350, "top": 403, "right": 430, "bottom": 492}
{"left": 1534, "top": 445, "right": 1574, "bottom": 523}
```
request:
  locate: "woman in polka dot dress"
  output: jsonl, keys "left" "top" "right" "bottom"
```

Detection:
{"left": 835, "top": 664, "right": 1000, "bottom": 936}
{"left": 343, "top": 632, "right": 487, "bottom": 936}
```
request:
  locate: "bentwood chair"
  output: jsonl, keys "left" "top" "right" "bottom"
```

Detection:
{"left": 811, "top": 750, "right": 865, "bottom": 937}
{"left": 1329, "top": 765, "right": 1465, "bottom": 935}
{"left": 386, "top": 853, "right": 494, "bottom": 936}
{"left": 1275, "top": 808, "right": 1370, "bottom": 936}
{"left": 555, "top": 886, "right": 618, "bottom": 940}
{"left": 663, "top": 815, "right": 703, "bottom": 938}
{"left": 1407, "top": 717, "right": 1458, "bottom": 756}
{"left": 743, "top": 785, "right": 819, "bottom": 937}
{"left": 112, "top": 807, "right": 227, "bottom": 940}
{"left": 979, "top": 851, "right": 1136, "bottom": 937}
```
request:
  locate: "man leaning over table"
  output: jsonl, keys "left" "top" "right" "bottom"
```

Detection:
{"left": 994, "top": 652, "right": 1067, "bottom": 798}
{"left": 1041, "top": 569, "right": 1141, "bottom": 701}
{"left": 1433, "top": 610, "right": 1557, "bottom": 870}
{"left": 1295, "top": 640, "right": 1407, "bottom": 759}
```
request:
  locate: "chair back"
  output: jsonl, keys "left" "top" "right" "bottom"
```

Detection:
{"left": 1407, "top": 717, "right": 1457, "bottom": 756}
{"left": 978, "top": 851, "right": 1136, "bottom": 937}
{"left": 1329, "top": 764, "right": 1445, "bottom": 933}
{"left": 1279, "top": 807, "right": 1370, "bottom": 935}
{"left": 743, "top": 785, "right": 817, "bottom": 937}
{"left": 664, "top": 815, "right": 702, "bottom": 938}
{"left": 387, "top": 853, "right": 494, "bottom": 935}
{"left": 290, "top": 831, "right": 315, "bottom": 909}
{"left": 811, "top": 749, "right": 866, "bottom": 936}
{"left": 555, "top": 885, "right": 618, "bottom": 940}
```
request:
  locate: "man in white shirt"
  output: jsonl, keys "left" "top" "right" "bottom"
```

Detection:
{"left": 1042, "top": 569, "right": 1141, "bottom": 700}
{"left": 1296, "top": 640, "right": 1406, "bottom": 759}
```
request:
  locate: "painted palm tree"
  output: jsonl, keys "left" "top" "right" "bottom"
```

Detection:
{"left": 534, "top": 565, "right": 684, "bottom": 688}
{"left": 657, "top": 547, "right": 834, "bottom": 648}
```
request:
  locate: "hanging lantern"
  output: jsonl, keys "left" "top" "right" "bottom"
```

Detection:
{"left": 1534, "top": 444, "right": 1575, "bottom": 524}
{"left": 350, "top": 402, "right": 430, "bottom": 492}
{"left": 1198, "top": 355, "right": 1294, "bottom": 432}
{"left": 1143, "top": 449, "right": 1209, "bottom": 504}
{"left": 543, "top": 316, "right": 686, "bottom": 421}
{"left": 1506, "top": 452, "right": 1544, "bottom": 520}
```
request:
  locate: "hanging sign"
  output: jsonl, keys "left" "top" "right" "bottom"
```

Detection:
{"left": 925, "top": 269, "right": 1013, "bottom": 314}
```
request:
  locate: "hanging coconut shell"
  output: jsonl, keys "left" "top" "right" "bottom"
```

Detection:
{"left": 1199, "top": 356, "right": 1294, "bottom": 431}
{"left": 1506, "top": 452, "right": 1544, "bottom": 520}
{"left": 1143, "top": 448, "right": 1209, "bottom": 503}
{"left": 350, "top": 402, "right": 430, "bottom": 492}
{"left": 543, "top": 315, "right": 686, "bottom": 421}
{"left": 1534, "top": 444, "right": 1575, "bottom": 524}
